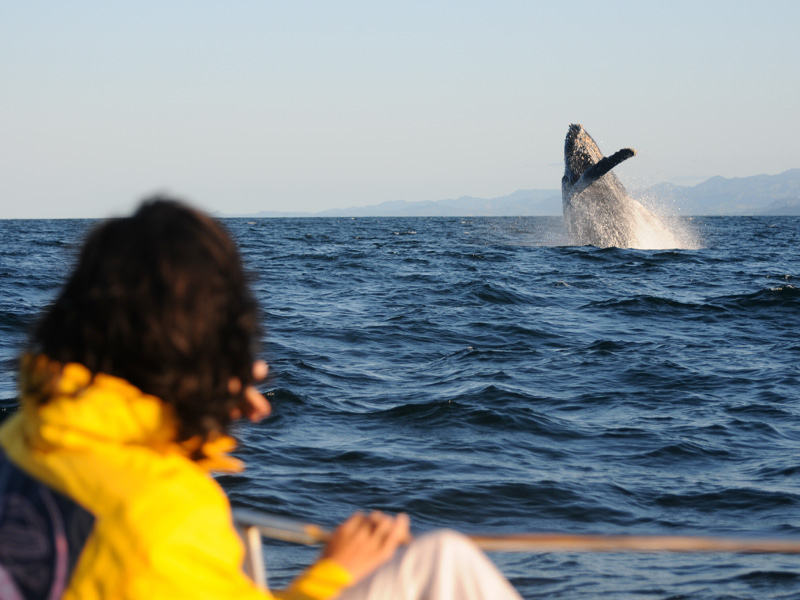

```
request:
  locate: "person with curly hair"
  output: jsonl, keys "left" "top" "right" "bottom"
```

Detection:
{"left": 0, "top": 198, "right": 521, "bottom": 600}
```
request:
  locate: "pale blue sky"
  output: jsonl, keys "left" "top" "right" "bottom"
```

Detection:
{"left": 2, "top": 0, "right": 798, "bottom": 218}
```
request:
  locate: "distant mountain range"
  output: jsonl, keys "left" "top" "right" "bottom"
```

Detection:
{"left": 639, "top": 168, "right": 800, "bottom": 216}
{"left": 218, "top": 169, "right": 800, "bottom": 218}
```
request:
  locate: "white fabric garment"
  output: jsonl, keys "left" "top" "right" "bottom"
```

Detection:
{"left": 337, "top": 530, "right": 522, "bottom": 600}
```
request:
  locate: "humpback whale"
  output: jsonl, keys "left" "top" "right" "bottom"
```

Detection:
{"left": 561, "top": 124, "right": 675, "bottom": 248}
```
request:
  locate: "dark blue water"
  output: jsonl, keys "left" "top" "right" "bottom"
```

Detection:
{"left": 2, "top": 216, "right": 800, "bottom": 599}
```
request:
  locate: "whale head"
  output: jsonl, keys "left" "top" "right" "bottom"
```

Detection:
{"left": 563, "top": 123, "right": 604, "bottom": 187}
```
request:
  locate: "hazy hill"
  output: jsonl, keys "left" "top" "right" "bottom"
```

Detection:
{"left": 219, "top": 169, "right": 800, "bottom": 217}
{"left": 228, "top": 189, "right": 562, "bottom": 218}
{"left": 315, "top": 189, "right": 562, "bottom": 217}
{"left": 640, "top": 168, "right": 800, "bottom": 215}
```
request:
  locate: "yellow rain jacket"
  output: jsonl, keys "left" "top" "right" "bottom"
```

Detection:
{"left": 0, "top": 359, "right": 353, "bottom": 600}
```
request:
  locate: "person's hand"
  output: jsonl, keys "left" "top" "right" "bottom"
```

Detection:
{"left": 228, "top": 360, "right": 271, "bottom": 422}
{"left": 319, "top": 511, "right": 411, "bottom": 582}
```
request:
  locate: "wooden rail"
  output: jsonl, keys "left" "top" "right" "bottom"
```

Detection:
{"left": 233, "top": 508, "right": 800, "bottom": 554}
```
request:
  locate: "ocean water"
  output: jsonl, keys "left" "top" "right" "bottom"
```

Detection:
{"left": 2, "top": 215, "right": 800, "bottom": 599}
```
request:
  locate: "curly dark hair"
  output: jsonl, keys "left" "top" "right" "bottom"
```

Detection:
{"left": 29, "top": 197, "right": 260, "bottom": 447}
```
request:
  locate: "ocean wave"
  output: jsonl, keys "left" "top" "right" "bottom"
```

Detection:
{"left": 5, "top": 216, "right": 800, "bottom": 599}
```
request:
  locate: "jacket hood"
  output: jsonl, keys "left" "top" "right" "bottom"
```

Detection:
{"left": 19, "top": 355, "right": 243, "bottom": 473}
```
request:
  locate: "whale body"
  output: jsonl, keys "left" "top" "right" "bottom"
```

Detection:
{"left": 561, "top": 124, "right": 675, "bottom": 248}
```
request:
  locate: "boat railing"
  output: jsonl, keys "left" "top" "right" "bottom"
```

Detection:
{"left": 233, "top": 508, "right": 800, "bottom": 590}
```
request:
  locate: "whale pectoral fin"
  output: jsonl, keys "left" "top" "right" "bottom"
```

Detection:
{"left": 587, "top": 148, "right": 636, "bottom": 180}
{"left": 572, "top": 148, "right": 636, "bottom": 195}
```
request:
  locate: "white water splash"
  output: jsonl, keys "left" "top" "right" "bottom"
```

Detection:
{"left": 630, "top": 192, "right": 702, "bottom": 250}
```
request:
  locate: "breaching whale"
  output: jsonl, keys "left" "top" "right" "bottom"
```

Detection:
{"left": 561, "top": 123, "right": 675, "bottom": 248}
